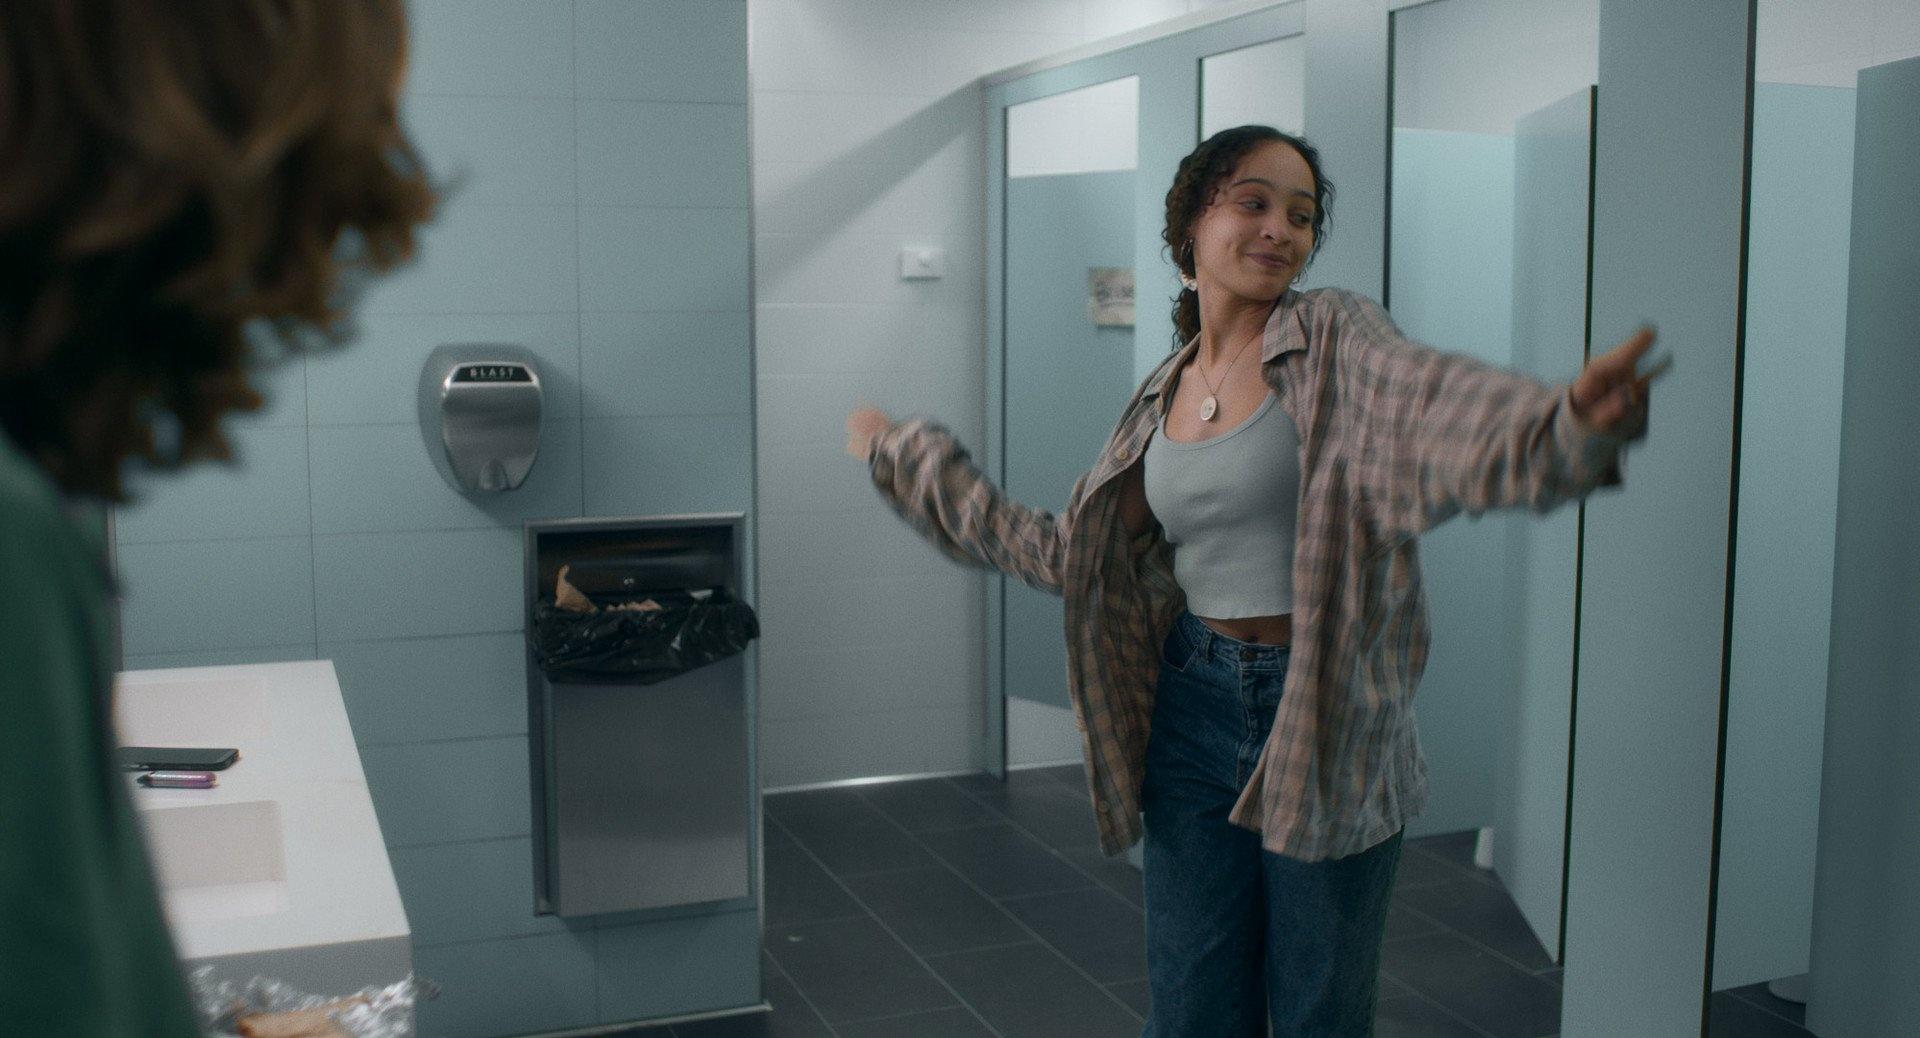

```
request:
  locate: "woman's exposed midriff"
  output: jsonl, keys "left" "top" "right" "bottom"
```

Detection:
{"left": 1197, "top": 612, "right": 1293, "bottom": 646}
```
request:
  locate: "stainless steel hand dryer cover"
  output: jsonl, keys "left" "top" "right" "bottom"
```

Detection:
{"left": 421, "top": 343, "right": 542, "bottom": 492}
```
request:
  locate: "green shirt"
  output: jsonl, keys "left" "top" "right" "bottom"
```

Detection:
{"left": 0, "top": 436, "right": 201, "bottom": 1036}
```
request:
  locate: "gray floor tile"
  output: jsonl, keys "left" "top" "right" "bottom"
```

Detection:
{"left": 995, "top": 788, "right": 1106, "bottom": 852}
{"left": 1374, "top": 993, "right": 1489, "bottom": 1037}
{"left": 926, "top": 941, "right": 1144, "bottom": 1037}
{"left": 1385, "top": 901, "right": 1447, "bottom": 944}
{"left": 834, "top": 1006, "right": 998, "bottom": 1037}
{"left": 1725, "top": 982, "right": 1807, "bottom": 1027}
{"left": 1000, "top": 885, "right": 1147, "bottom": 984}
{"left": 1057, "top": 842, "right": 1146, "bottom": 909}
{"left": 1395, "top": 845, "right": 1473, "bottom": 891}
{"left": 1035, "top": 762, "right": 1089, "bottom": 789}
{"left": 768, "top": 788, "right": 939, "bottom": 877}
{"left": 966, "top": 765, "right": 1109, "bottom": 852}
{"left": 861, "top": 777, "right": 1001, "bottom": 832}
{"left": 842, "top": 865, "right": 1030, "bottom": 957}
{"left": 765, "top": 915, "right": 957, "bottom": 1024}
{"left": 1394, "top": 877, "right": 1555, "bottom": 973}
{"left": 1107, "top": 978, "right": 1152, "bottom": 1019}
{"left": 1707, "top": 991, "right": 1812, "bottom": 1037}
{"left": 1381, "top": 931, "right": 1560, "bottom": 1038}
{"left": 764, "top": 821, "right": 867, "bottom": 931}
{"left": 1411, "top": 830, "right": 1481, "bottom": 868}
{"left": 916, "top": 822, "right": 1094, "bottom": 900}
{"left": 948, "top": 768, "right": 1085, "bottom": 817}
{"left": 666, "top": 961, "right": 829, "bottom": 1037}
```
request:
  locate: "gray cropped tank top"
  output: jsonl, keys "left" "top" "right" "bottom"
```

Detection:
{"left": 1141, "top": 391, "right": 1302, "bottom": 618}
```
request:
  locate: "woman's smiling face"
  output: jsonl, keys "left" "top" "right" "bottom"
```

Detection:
{"left": 1188, "top": 139, "right": 1320, "bottom": 304}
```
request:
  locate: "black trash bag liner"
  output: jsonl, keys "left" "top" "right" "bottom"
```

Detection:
{"left": 532, "top": 587, "right": 758, "bottom": 684}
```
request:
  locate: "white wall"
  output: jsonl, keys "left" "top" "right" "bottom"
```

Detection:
{"left": 1392, "top": 0, "right": 1597, "bottom": 134}
{"left": 1756, "top": 0, "right": 1920, "bottom": 85}
{"left": 751, "top": 0, "right": 1247, "bottom": 788}
{"left": 1201, "top": 33, "right": 1306, "bottom": 136}
{"left": 1007, "top": 76, "right": 1140, "bottom": 178}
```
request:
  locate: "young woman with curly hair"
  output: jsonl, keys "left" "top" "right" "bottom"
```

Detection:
{"left": 848, "top": 125, "right": 1660, "bottom": 1035}
{"left": 0, "top": 2, "right": 433, "bottom": 1031}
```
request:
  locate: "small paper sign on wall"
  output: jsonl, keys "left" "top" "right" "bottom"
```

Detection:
{"left": 1088, "top": 267, "right": 1134, "bottom": 327}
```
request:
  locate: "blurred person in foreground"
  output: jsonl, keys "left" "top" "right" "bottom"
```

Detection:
{"left": 0, "top": 2, "right": 433, "bottom": 1032}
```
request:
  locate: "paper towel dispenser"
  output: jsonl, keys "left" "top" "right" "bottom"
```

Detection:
{"left": 421, "top": 344, "right": 542, "bottom": 492}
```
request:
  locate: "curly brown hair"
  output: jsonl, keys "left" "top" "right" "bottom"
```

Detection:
{"left": 1162, "top": 125, "right": 1333, "bottom": 349}
{"left": 0, "top": 0, "right": 436, "bottom": 499}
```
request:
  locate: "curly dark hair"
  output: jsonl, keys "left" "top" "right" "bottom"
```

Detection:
{"left": 1162, "top": 125, "right": 1333, "bottom": 349}
{"left": 0, "top": 0, "right": 436, "bottom": 499}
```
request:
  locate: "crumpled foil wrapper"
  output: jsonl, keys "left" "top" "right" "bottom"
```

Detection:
{"left": 190, "top": 967, "right": 438, "bottom": 1037}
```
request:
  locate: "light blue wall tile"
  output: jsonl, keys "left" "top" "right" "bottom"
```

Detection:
{"left": 406, "top": 0, "right": 575, "bottom": 99}
{"left": 121, "top": 644, "right": 317, "bottom": 672}
{"left": 581, "top": 415, "right": 752, "bottom": 517}
{"left": 235, "top": 350, "right": 309, "bottom": 428}
{"left": 116, "top": 538, "right": 315, "bottom": 657}
{"left": 412, "top": 931, "right": 598, "bottom": 1038}
{"left": 360, "top": 204, "right": 578, "bottom": 315}
{"left": 115, "top": 427, "right": 310, "bottom": 544}
{"left": 579, "top": 310, "right": 751, "bottom": 418}
{"left": 1388, "top": 128, "right": 1517, "bottom": 364}
{"left": 361, "top": 736, "right": 530, "bottom": 846}
{"left": 405, "top": 95, "right": 577, "bottom": 208}
{"left": 309, "top": 312, "right": 581, "bottom": 426}
{"left": 596, "top": 908, "right": 761, "bottom": 1022}
{"left": 324, "top": 632, "right": 530, "bottom": 746}
{"left": 578, "top": 207, "right": 750, "bottom": 312}
{"left": 391, "top": 837, "right": 574, "bottom": 945}
{"left": 312, "top": 528, "right": 522, "bottom": 642}
{"left": 309, "top": 419, "right": 582, "bottom": 535}
{"left": 577, "top": 100, "right": 749, "bottom": 208}
{"left": 575, "top": 0, "right": 749, "bottom": 104}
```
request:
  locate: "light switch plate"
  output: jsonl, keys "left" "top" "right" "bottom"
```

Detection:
{"left": 900, "top": 246, "right": 945, "bottom": 280}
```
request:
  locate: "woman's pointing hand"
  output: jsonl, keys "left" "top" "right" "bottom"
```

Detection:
{"left": 1570, "top": 326, "right": 1667, "bottom": 437}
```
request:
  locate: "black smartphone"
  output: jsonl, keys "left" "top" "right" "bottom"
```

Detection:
{"left": 116, "top": 746, "right": 240, "bottom": 772}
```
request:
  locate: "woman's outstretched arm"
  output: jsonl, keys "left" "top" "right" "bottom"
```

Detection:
{"left": 1328, "top": 290, "right": 1659, "bottom": 539}
{"left": 849, "top": 408, "right": 1069, "bottom": 596}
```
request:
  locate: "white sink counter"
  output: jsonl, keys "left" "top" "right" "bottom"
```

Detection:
{"left": 115, "top": 660, "right": 412, "bottom": 996}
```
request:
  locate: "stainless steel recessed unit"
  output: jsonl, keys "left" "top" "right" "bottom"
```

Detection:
{"left": 421, "top": 343, "right": 542, "bottom": 492}
{"left": 525, "top": 514, "right": 756, "bottom": 919}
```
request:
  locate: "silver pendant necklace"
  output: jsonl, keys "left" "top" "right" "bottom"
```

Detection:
{"left": 1195, "top": 331, "right": 1257, "bottom": 422}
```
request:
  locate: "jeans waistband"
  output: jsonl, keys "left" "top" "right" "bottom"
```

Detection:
{"left": 1175, "top": 609, "right": 1292, "bottom": 672}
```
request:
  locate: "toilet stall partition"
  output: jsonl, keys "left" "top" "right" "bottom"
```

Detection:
{"left": 523, "top": 514, "right": 754, "bottom": 919}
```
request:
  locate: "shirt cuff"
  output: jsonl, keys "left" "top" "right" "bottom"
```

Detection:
{"left": 1552, "top": 385, "right": 1628, "bottom": 489}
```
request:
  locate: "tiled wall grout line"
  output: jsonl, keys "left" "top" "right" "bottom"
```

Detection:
{"left": 762, "top": 810, "right": 998, "bottom": 1038}
{"left": 567, "top": 2, "right": 601, "bottom": 1020}
{"left": 572, "top": 12, "right": 588, "bottom": 525}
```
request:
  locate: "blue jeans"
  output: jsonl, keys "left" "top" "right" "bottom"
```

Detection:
{"left": 1141, "top": 610, "right": 1403, "bottom": 1037}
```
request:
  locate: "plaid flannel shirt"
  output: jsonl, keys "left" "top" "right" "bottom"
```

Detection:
{"left": 867, "top": 287, "right": 1630, "bottom": 861}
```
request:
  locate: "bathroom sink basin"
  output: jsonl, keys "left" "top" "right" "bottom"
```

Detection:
{"left": 139, "top": 800, "right": 290, "bottom": 923}
{"left": 116, "top": 661, "right": 411, "bottom": 998}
